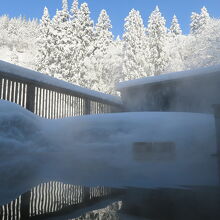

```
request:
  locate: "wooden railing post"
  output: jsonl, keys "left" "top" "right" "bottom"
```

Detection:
{"left": 84, "top": 99, "right": 91, "bottom": 115}
{"left": 26, "top": 84, "right": 35, "bottom": 113}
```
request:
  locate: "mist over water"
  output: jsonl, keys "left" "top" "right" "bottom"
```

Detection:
{"left": 0, "top": 100, "right": 219, "bottom": 219}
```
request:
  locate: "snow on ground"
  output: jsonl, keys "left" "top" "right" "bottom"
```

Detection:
{"left": 0, "top": 100, "right": 219, "bottom": 204}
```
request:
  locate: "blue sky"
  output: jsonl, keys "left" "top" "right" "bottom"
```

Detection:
{"left": 0, "top": 0, "right": 219, "bottom": 37}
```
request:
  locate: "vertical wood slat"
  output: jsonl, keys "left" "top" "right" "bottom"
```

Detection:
{"left": 14, "top": 81, "right": 18, "bottom": 104}
{"left": 26, "top": 84, "right": 35, "bottom": 113}
{"left": 64, "top": 94, "right": 66, "bottom": 118}
{"left": 39, "top": 88, "right": 42, "bottom": 117}
{"left": 71, "top": 96, "right": 73, "bottom": 116}
{"left": 7, "top": 79, "right": 11, "bottom": 101}
{"left": 2, "top": 78, "right": 6, "bottom": 99}
{"left": 45, "top": 90, "right": 47, "bottom": 118}
{"left": 56, "top": 93, "right": 58, "bottom": 118}
{"left": 42, "top": 89, "right": 45, "bottom": 118}
{"left": 84, "top": 99, "right": 90, "bottom": 115}
{"left": 60, "top": 93, "right": 63, "bottom": 118}
{"left": 35, "top": 87, "right": 38, "bottom": 114}
{"left": 64, "top": 95, "right": 67, "bottom": 117}
{"left": 51, "top": 91, "right": 54, "bottom": 119}
{"left": 18, "top": 83, "right": 22, "bottom": 106}
{"left": 58, "top": 93, "right": 61, "bottom": 118}
{"left": 48, "top": 90, "right": 51, "bottom": 119}
{"left": 66, "top": 95, "right": 68, "bottom": 117}
{"left": 45, "top": 90, "right": 48, "bottom": 119}
{"left": 11, "top": 81, "right": 15, "bottom": 103}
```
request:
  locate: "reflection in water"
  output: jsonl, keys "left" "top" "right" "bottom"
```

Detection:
{"left": 0, "top": 181, "right": 122, "bottom": 220}
{"left": 1, "top": 183, "right": 220, "bottom": 220}
{"left": 70, "top": 201, "right": 123, "bottom": 220}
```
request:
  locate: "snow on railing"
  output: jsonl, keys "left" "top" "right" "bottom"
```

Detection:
{"left": 0, "top": 182, "right": 121, "bottom": 220}
{"left": 0, "top": 60, "right": 122, "bottom": 118}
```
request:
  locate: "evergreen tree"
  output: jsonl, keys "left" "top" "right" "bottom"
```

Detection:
{"left": 73, "top": 3, "right": 95, "bottom": 86}
{"left": 185, "top": 17, "right": 220, "bottom": 69}
{"left": 166, "top": 14, "right": 184, "bottom": 72}
{"left": 70, "top": 0, "right": 79, "bottom": 18}
{"left": 122, "top": 9, "right": 148, "bottom": 80}
{"left": 60, "top": 0, "right": 70, "bottom": 22}
{"left": 85, "top": 9, "right": 114, "bottom": 93}
{"left": 95, "top": 9, "right": 113, "bottom": 53}
{"left": 170, "top": 15, "right": 182, "bottom": 36}
{"left": 190, "top": 6, "right": 210, "bottom": 35}
{"left": 147, "top": 6, "right": 169, "bottom": 75}
{"left": 199, "top": 6, "right": 210, "bottom": 32}
{"left": 62, "top": 0, "right": 68, "bottom": 11}
{"left": 48, "top": 9, "right": 69, "bottom": 77}
{"left": 190, "top": 12, "right": 200, "bottom": 34}
{"left": 0, "top": 15, "right": 9, "bottom": 47}
{"left": 36, "top": 7, "right": 52, "bottom": 74}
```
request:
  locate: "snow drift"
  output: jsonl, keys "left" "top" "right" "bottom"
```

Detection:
{"left": 0, "top": 100, "right": 218, "bottom": 205}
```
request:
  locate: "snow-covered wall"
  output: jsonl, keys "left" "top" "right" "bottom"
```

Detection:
{"left": 117, "top": 65, "right": 220, "bottom": 113}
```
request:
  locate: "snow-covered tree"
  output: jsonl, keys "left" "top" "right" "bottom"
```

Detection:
{"left": 70, "top": 0, "right": 79, "bottom": 18}
{"left": 62, "top": 0, "right": 68, "bottom": 11}
{"left": 147, "top": 6, "right": 169, "bottom": 75}
{"left": 190, "top": 12, "right": 200, "bottom": 34}
{"left": 43, "top": 0, "right": 70, "bottom": 78}
{"left": 190, "top": 6, "right": 210, "bottom": 35}
{"left": 199, "top": 6, "right": 210, "bottom": 31}
{"left": 184, "top": 17, "right": 220, "bottom": 69}
{"left": 95, "top": 9, "right": 113, "bottom": 53}
{"left": 72, "top": 2, "right": 95, "bottom": 86}
{"left": 170, "top": 15, "right": 182, "bottom": 36}
{"left": 36, "top": 7, "right": 51, "bottom": 74}
{"left": 85, "top": 9, "right": 115, "bottom": 93}
{"left": 0, "top": 15, "right": 9, "bottom": 46}
{"left": 122, "top": 9, "right": 149, "bottom": 80}
{"left": 166, "top": 14, "right": 184, "bottom": 72}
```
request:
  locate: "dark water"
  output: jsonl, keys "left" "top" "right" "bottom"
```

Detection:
{"left": 1, "top": 181, "right": 220, "bottom": 220}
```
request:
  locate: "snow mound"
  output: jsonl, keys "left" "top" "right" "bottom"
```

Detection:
{"left": 0, "top": 100, "right": 218, "bottom": 204}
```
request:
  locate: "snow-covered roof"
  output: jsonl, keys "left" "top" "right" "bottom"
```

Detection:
{"left": 116, "top": 64, "right": 220, "bottom": 91}
{"left": 0, "top": 60, "right": 122, "bottom": 105}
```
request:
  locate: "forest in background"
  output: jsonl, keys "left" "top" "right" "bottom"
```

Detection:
{"left": 0, "top": 0, "right": 219, "bottom": 94}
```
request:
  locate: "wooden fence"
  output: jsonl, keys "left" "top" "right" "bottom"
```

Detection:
{"left": 0, "top": 182, "right": 123, "bottom": 220}
{"left": 0, "top": 61, "right": 123, "bottom": 118}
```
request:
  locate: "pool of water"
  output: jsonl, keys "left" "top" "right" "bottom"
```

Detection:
{"left": 1, "top": 181, "right": 220, "bottom": 220}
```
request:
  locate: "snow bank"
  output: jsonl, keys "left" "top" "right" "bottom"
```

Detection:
{"left": 0, "top": 100, "right": 218, "bottom": 204}
{"left": 117, "top": 64, "right": 220, "bottom": 90}
{"left": 0, "top": 60, "right": 122, "bottom": 105}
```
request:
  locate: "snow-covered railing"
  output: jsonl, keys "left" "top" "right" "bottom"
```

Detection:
{"left": 0, "top": 60, "right": 122, "bottom": 118}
